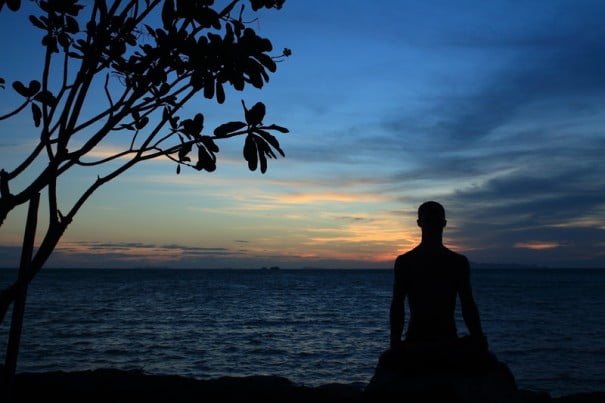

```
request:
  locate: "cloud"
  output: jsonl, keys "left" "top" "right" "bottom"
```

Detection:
{"left": 272, "top": 192, "right": 385, "bottom": 204}
{"left": 514, "top": 242, "right": 561, "bottom": 250}
{"left": 161, "top": 244, "right": 228, "bottom": 252}
{"left": 332, "top": 215, "right": 372, "bottom": 222}
{"left": 437, "top": 166, "right": 605, "bottom": 266}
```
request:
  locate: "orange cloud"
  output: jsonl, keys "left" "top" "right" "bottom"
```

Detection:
{"left": 274, "top": 192, "right": 385, "bottom": 204}
{"left": 550, "top": 218, "right": 605, "bottom": 230}
{"left": 513, "top": 241, "right": 561, "bottom": 250}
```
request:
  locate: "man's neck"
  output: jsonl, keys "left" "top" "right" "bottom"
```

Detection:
{"left": 420, "top": 234, "right": 443, "bottom": 248}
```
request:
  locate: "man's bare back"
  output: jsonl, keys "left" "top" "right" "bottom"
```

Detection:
{"left": 389, "top": 201, "right": 484, "bottom": 348}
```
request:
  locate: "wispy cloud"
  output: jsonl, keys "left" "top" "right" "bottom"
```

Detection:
{"left": 514, "top": 242, "right": 561, "bottom": 250}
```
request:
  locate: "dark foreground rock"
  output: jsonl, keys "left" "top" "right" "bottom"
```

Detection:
{"left": 8, "top": 369, "right": 364, "bottom": 403}
{"left": 362, "top": 339, "right": 605, "bottom": 403}
{"left": 3, "top": 368, "right": 604, "bottom": 403}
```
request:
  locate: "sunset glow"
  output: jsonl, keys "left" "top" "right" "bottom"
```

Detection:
{"left": 1, "top": 1, "right": 604, "bottom": 269}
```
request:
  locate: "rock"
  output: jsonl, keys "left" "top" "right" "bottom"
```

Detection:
{"left": 552, "top": 392, "right": 605, "bottom": 403}
{"left": 7, "top": 369, "right": 362, "bottom": 403}
{"left": 1, "top": 366, "right": 603, "bottom": 403}
{"left": 363, "top": 344, "right": 520, "bottom": 403}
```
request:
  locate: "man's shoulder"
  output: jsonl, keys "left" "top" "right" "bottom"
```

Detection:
{"left": 443, "top": 247, "right": 469, "bottom": 262}
{"left": 395, "top": 246, "right": 421, "bottom": 261}
{"left": 394, "top": 246, "right": 423, "bottom": 270}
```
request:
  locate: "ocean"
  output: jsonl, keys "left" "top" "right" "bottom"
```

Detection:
{"left": 0, "top": 268, "right": 604, "bottom": 397}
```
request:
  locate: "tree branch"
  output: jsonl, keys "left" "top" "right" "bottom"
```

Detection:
{"left": 41, "top": 40, "right": 54, "bottom": 161}
{"left": 0, "top": 100, "right": 30, "bottom": 121}
{"left": 104, "top": 73, "right": 114, "bottom": 119}
{"left": 48, "top": 173, "right": 58, "bottom": 226}
{"left": 72, "top": 85, "right": 131, "bottom": 134}
{"left": 75, "top": 149, "right": 138, "bottom": 166}
{"left": 5, "top": 142, "right": 45, "bottom": 180}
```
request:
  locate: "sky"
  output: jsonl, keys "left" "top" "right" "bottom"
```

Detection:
{"left": 0, "top": 0, "right": 604, "bottom": 269}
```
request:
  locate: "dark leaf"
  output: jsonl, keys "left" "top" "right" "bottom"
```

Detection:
{"left": 6, "top": 0, "right": 21, "bottom": 11}
{"left": 245, "top": 102, "right": 265, "bottom": 126}
{"left": 65, "top": 3, "right": 84, "bottom": 16}
{"left": 161, "top": 0, "right": 175, "bottom": 29}
{"left": 265, "top": 146, "right": 277, "bottom": 159}
{"left": 190, "top": 74, "right": 204, "bottom": 90}
{"left": 192, "top": 113, "right": 204, "bottom": 136}
{"left": 232, "top": 75, "right": 244, "bottom": 91}
{"left": 12, "top": 81, "right": 29, "bottom": 97}
{"left": 247, "top": 67, "right": 264, "bottom": 89}
{"left": 213, "top": 121, "right": 246, "bottom": 137}
{"left": 255, "top": 129, "right": 285, "bottom": 157}
{"left": 31, "top": 103, "right": 42, "bottom": 127}
{"left": 144, "top": 24, "right": 156, "bottom": 38}
{"left": 255, "top": 53, "right": 276, "bottom": 73}
{"left": 28, "top": 80, "right": 40, "bottom": 94}
{"left": 65, "top": 15, "right": 79, "bottom": 33}
{"left": 58, "top": 32, "right": 70, "bottom": 48}
{"left": 135, "top": 116, "right": 149, "bottom": 130}
{"left": 196, "top": 145, "right": 216, "bottom": 172}
{"left": 219, "top": 0, "right": 237, "bottom": 17}
{"left": 203, "top": 76, "right": 214, "bottom": 99}
{"left": 176, "top": 164, "right": 181, "bottom": 175}
{"left": 195, "top": 7, "right": 220, "bottom": 29}
{"left": 159, "top": 82, "right": 170, "bottom": 95}
{"left": 216, "top": 81, "right": 225, "bottom": 104}
{"left": 85, "top": 21, "right": 96, "bottom": 33}
{"left": 201, "top": 136, "right": 219, "bottom": 153}
{"left": 117, "top": 123, "right": 135, "bottom": 131}
{"left": 249, "top": 0, "right": 262, "bottom": 11}
{"left": 224, "top": 23, "right": 234, "bottom": 44}
{"left": 29, "top": 15, "right": 47, "bottom": 30}
{"left": 169, "top": 116, "right": 179, "bottom": 130}
{"left": 243, "top": 135, "right": 258, "bottom": 171}
{"left": 42, "top": 35, "right": 59, "bottom": 53}
{"left": 178, "top": 142, "right": 193, "bottom": 162}
{"left": 34, "top": 90, "right": 57, "bottom": 107}
{"left": 265, "top": 124, "right": 289, "bottom": 133}
{"left": 256, "top": 137, "right": 268, "bottom": 173}
{"left": 182, "top": 113, "right": 204, "bottom": 138}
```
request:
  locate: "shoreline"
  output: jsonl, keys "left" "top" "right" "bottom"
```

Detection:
{"left": 5, "top": 368, "right": 605, "bottom": 402}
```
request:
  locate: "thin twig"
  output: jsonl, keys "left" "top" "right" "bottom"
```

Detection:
{"left": 104, "top": 73, "right": 114, "bottom": 119}
{"left": 0, "top": 100, "right": 30, "bottom": 121}
{"left": 75, "top": 149, "right": 138, "bottom": 166}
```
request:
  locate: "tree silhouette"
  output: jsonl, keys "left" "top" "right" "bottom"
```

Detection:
{"left": 0, "top": 0, "right": 290, "bottom": 394}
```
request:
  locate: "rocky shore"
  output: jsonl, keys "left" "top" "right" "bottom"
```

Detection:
{"left": 3, "top": 369, "right": 604, "bottom": 403}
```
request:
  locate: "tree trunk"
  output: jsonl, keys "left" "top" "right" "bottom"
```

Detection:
{"left": 2, "top": 192, "right": 40, "bottom": 403}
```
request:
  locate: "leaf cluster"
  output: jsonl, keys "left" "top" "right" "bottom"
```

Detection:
{"left": 0, "top": 0, "right": 291, "bottom": 361}
{"left": 28, "top": 0, "right": 84, "bottom": 53}
{"left": 110, "top": 0, "right": 282, "bottom": 105}
{"left": 0, "top": 0, "right": 291, "bottom": 238}
{"left": 0, "top": 0, "right": 20, "bottom": 12}
{"left": 1, "top": 0, "right": 290, "bottom": 178}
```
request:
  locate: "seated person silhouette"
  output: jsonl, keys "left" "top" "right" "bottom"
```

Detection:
{"left": 382, "top": 201, "right": 490, "bottom": 375}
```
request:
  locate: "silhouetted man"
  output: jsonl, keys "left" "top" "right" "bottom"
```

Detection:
{"left": 389, "top": 201, "right": 486, "bottom": 356}
{"left": 367, "top": 202, "right": 514, "bottom": 402}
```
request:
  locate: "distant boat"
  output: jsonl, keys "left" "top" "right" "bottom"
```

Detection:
{"left": 260, "top": 266, "right": 281, "bottom": 271}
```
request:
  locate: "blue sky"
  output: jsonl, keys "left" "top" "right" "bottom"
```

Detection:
{"left": 1, "top": 0, "right": 604, "bottom": 268}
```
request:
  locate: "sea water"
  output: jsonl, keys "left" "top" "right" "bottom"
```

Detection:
{"left": 0, "top": 268, "right": 604, "bottom": 397}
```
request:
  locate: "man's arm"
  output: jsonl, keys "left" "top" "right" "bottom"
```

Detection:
{"left": 458, "top": 258, "right": 485, "bottom": 339}
{"left": 389, "top": 258, "right": 406, "bottom": 349}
